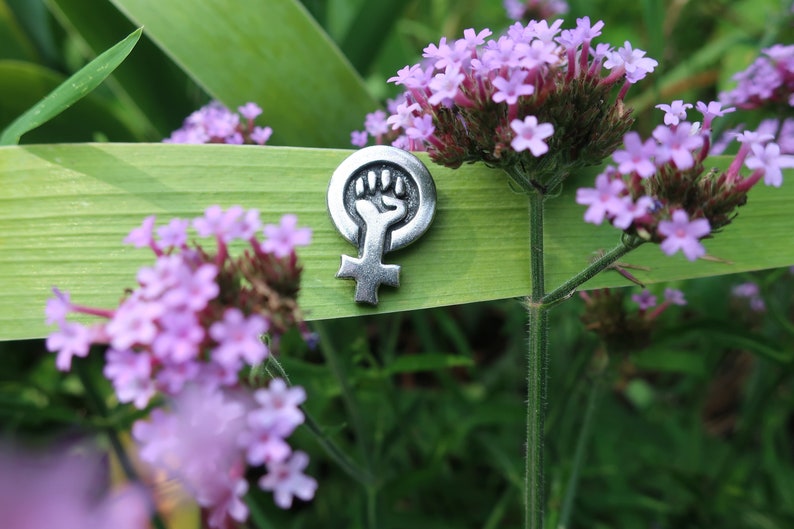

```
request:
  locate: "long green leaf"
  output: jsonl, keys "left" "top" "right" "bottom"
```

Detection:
{"left": 0, "top": 60, "right": 135, "bottom": 142}
{"left": 1, "top": 145, "right": 793, "bottom": 340}
{"left": 0, "top": 27, "right": 141, "bottom": 145}
{"left": 110, "top": 0, "right": 377, "bottom": 148}
{"left": 46, "top": 0, "right": 198, "bottom": 140}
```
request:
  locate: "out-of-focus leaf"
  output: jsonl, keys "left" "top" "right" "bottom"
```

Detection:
{"left": 340, "top": 0, "right": 409, "bottom": 75}
{"left": 47, "top": 0, "right": 198, "bottom": 139}
{"left": 0, "top": 27, "right": 141, "bottom": 145}
{"left": 384, "top": 354, "right": 474, "bottom": 375}
{"left": 0, "top": 61, "right": 134, "bottom": 142}
{"left": 110, "top": 0, "right": 377, "bottom": 148}
{"left": 1, "top": 146, "right": 793, "bottom": 340}
{"left": 0, "top": 0, "right": 40, "bottom": 62}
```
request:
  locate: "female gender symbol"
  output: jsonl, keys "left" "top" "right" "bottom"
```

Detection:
{"left": 327, "top": 146, "right": 437, "bottom": 305}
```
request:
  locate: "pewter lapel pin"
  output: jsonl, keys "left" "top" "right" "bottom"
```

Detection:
{"left": 327, "top": 146, "right": 437, "bottom": 305}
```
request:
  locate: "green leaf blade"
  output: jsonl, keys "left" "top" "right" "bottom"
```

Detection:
{"left": 110, "top": 0, "right": 378, "bottom": 148}
{"left": 0, "top": 27, "right": 141, "bottom": 145}
{"left": 1, "top": 145, "right": 793, "bottom": 340}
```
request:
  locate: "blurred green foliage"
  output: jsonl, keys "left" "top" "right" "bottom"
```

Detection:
{"left": 2, "top": 0, "right": 794, "bottom": 528}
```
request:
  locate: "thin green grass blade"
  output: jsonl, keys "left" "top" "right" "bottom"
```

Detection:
{"left": 46, "top": 0, "right": 197, "bottom": 140}
{"left": 0, "top": 60, "right": 135, "bottom": 142}
{"left": 110, "top": 0, "right": 377, "bottom": 148}
{"left": 0, "top": 27, "right": 141, "bottom": 146}
{"left": 1, "top": 144, "right": 793, "bottom": 340}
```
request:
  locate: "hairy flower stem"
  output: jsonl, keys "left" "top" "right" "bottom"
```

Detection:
{"left": 74, "top": 359, "right": 168, "bottom": 529}
{"left": 543, "top": 236, "right": 645, "bottom": 308}
{"left": 526, "top": 189, "right": 548, "bottom": 529}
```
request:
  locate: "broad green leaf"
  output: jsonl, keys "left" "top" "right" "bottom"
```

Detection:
{"left": 384, "top": 354, "right": 474, "bottom": 375}
{"left": 110, "top": 0, "right": 378, "bottom": 148}
{"left": 1, "top": 145, "right": 793, "bottom": 341}
{"left": 0, "top": 27, "right": 141, "bottom": 145}
{"left": 46, "top": 0, "right": 199, "bottom": 139}
{"left": 0, "top": 61, "right": 134, "bottom": 143}
{"left": 339, "top": 0, "right": 408, "bottom": 75}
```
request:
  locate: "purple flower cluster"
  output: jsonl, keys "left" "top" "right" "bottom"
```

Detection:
{"left": 503, "top": 0, "right": 568, "bottom": 22}
{"left": 45, "top": 207, "right": 315, "bottom": 524}
{"left": 0, "top": 446, "right": 149, "bottom": 529}
{"left": 577, "top": 99, "right": 794, "bottom": 260}
{"left": 165, "top": 101, "right": 273, "bottom": 145}
{"left": 133, "top": 380, "right": 315, "bottom": 527}
{"left": 353, "top": 18, "right": 656, "bottom": 193}
{"left": 720, "top": 44, "right": 794, "bottom": 110}
{"left": 579, "top": 286, "right": 687, "bottom": 351}
{"left": 731, "top": 281, "right": 766, "bottom": 312}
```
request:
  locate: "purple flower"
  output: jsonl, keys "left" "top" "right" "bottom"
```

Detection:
{"left": 106, "top": 298, "right": 163, "bottom": 350}
{"left": 240, "top": 379, "right": 306, "bottom": 465}
{"left": 46, "top": 321, "right": 93, "bottom": 371}
{"left": 510, "top": 116, "right": 554, "bottom": 155}
{"left": 428, "top": 65, "right": 465, "bottom": 106}
{"left": 103, "top": 348, "right": 156, "bottom": 409}
{"left": 745, "top": 142, "right": 794, "bottom": 187}
{"left": 611, "top": 195, "right": 653, "bottom": 229}
{"left": 652, "top": 123, "right": 704, "bottom": 170}
{"left": 210, "top": 308, "right": 269, "bottom": 369}
{"left": 132, "top": 385, "right": 249, "bottom": 528}
{"left": 259, "top": 451, "right": 317, "bottom": 509}
{"left": 351, "top": 130, "right": 368, "bottom": 148}
{"left": 492, "top": 70, "right": 535, "bottom": 105}
{"left": 250, "top": 126, "right": 273, "bottom": 145}
{"left": 0, "top": 446, "right": 150, "bottom": 529}
{"left": 261, "top": 214, "right": 312, "bottom": 258}
{"left": 613, "top": 132, "right": 657, "bottom": 178}
{"left": 156, "top": 218, "right": 189, "bottom": 249}
{"left": 124, "top": 215, "right": 157, "bottom": 248}
{"left": 576, "top": 171, "right": 626, "bottom": 224}
{"left": 655, "top": 100, "right": 692, "bottom": 126}
{"left": 632, "top": 289, "right": 657, "bottom": 310}
{"left": 364, "top": 110, "right": 389, "bottom": 137}
{"left": 238, "top": 102, "right": 263, "bottom": 120}
{"left": 45, "top": 287, "right": 72, "bottom": 325}
{"left": 664, "top": 288, "right": 687, "bottom": 306}
{"left": 405, "top": 114, "right": 436, "bottom": 141}
{"left": 152, "top": 311, "right": 204, "bottom": 363}
{"left": 605, "top": 41, "right": 658, "bottom": 82}
{"left": 386, "top": 101, "right": 421, "bottom": 131}
{"left": 658, "top": 210, "right": 711, "bottom": 261}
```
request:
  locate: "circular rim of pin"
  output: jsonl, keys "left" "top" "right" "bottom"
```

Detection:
{"left": 327, "top": 146, "right": 436, "bottom": 253}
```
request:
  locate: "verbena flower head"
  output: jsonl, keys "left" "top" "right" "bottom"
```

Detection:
{"left": 504, "top": 0, "right": 569, "bottom": 22}
{"left": 45, "top": 208, "right": 316, "bottom": 523}
{"left": 578, "top": 100, "right": 792, "bottom": 261}
{"left": 165, "top": 101, "right": 274, "bottom": 145}
{"left": 720, "top": 44, "right": 794, "bottom": 110}
{"left": 355, "top": 18, "right": 656, "bottom": 194}
{"left": 580, "top": 285, "right": 687, "bottom": 353}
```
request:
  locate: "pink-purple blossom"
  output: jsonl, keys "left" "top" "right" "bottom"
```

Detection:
{"left": 165, "top": 101, "right": 273, "bottom": 145}
{"left": 745, "top": 142, "right": 794, "bottom": 187}
{"left": 575, "top": 171, "right": 626, "bottom": 225}
{"left": 658, "top": 210, "right": 711, "bottom": 261}
{"left": 655, "top": 100, "right": 692, "bottom": 126}
{"left": 259, "top": 451, "right": 318, "bottom": 509}
{"left": 631, "top": 290, "right": 657, "bottom": 310}
{"left": 261, "top": 214, "right": 313, "bottom": 258}
{"left": 510, "top": 116, "right": 554, "bottom": 155}
{"left": 612, "top": 132, "right": 657, "bottom": 178}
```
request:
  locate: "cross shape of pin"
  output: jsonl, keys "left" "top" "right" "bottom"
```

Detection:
{"left": 327, "top": 147, "right": 437, "bottom": 305}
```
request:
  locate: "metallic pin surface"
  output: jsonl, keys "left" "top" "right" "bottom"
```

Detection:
{"left": 327, "top": 146, "right": 437, "bottom": 305}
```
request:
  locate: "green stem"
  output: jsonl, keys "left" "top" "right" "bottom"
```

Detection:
{"left": 557, "top": 373, "right": 603, "bottom": 529}
{"left": 526, "top": 188, "right": 548, "bottom": 529}
{"left": 302, "top": 409, "right": 376, "bottom": 486}
{"left": 75, "top": 360, "right": 168, "bottom": 529}
{"left": 261, "top": 355, "right": 375, "bottom": 487}
{"left": 313, "top": 321, "right": 380, "bottom": 529}
{"left": 542, "top": 236, "right": 644, "bottom": 308}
